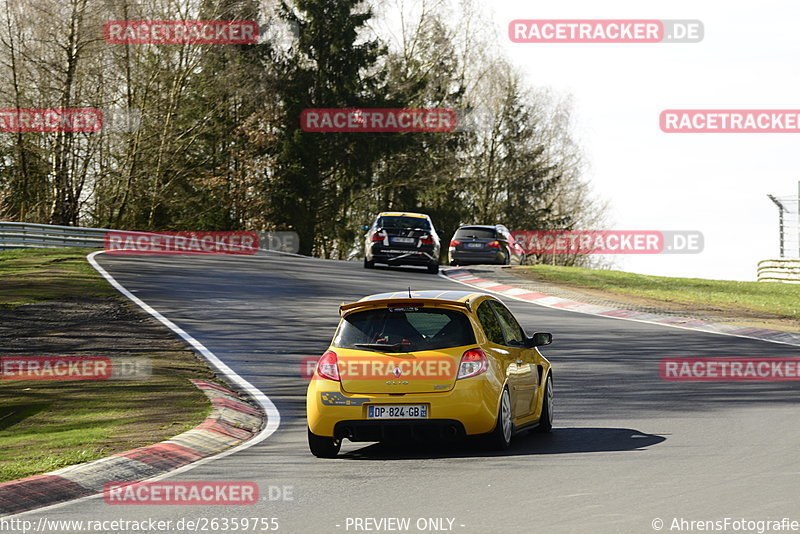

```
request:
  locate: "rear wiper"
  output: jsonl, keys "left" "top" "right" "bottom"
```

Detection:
{"left": 353, "top": 343, "right": 405, "bottom": 352}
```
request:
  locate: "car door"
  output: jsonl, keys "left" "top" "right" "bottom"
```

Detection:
{"left": 475, "top": 300, "right": 519, "bottom": 411}
{"left": 489, "top": 300, "right": 539, "bottom": 420}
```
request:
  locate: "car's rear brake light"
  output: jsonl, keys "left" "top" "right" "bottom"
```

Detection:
{"left": 420, "top": 235, "right": 434, "bottom": 245}
{"left": 449, "top": 239, "right": 461, "bottom": 247}
{"left": 457, "top": 348, "right": 488, "bottom": 379}
{"left": 371, "top": 232, "right": 385, "bottom": 242}
{"left": 316, "top": 350, "right": 340, "bottom": 381}
{"left": 487, "top": 240, "right": 501, "bottom": 248}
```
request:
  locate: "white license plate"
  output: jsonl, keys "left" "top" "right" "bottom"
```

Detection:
{"left": 466, "top": 242, "right": 483, "bottom": 248}
{"left": 391, "top": 237, "right": 415, "bottom": 244}
{"left": 368, "top": 404, "right": 428, "bottom": 419}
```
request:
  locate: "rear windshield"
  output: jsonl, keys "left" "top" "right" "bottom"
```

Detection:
{"left": 334, "top": 307, "right": 475, "bottom": 352}
{"left": 377, "top": 216, "right": 431, "bottom": 231}
{"left": 454, "top": 227, "right": 497, "bottom": 239}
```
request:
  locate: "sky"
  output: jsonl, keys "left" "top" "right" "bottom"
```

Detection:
{"left": 485, "top": 0, "right": 800, "bottom": 280}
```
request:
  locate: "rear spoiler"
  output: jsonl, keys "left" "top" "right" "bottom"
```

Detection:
{"left": 339, "top": 298, "right": 472, "bottom": 316}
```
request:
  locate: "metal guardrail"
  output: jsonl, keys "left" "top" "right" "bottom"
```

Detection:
{"left": 757, "top": 259, "right": 800, "bottom": 283}
{"left": 4, "top": 222, "right": 794, "bottom": 282}
{"left": 0, "top": 221, "right": 110, "bottom": 249}
{"left": 0, "top": 221, "right": 302, "bottom": 254}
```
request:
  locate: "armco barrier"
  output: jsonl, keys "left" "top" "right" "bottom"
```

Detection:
{"left": 0, "top": 221, "right": 108, "bottom": 249}
{"left": 0, "top": 222, "right": 300, "bottom": 254}
{"left": 757, "top": 259, "right": 800, "bottom": 283}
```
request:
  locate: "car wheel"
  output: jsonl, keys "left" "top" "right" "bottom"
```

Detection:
{"left": 427, "top": 263, "right": 440, "bottom": 274}
{"left": 535, "top": 375, "right": 553, "bottom": 433}
{"left": 308, "top": 427, "right": 341, "bottom": 458}
{"left": 486, "top": 388, "right": 513, "bottom": 450}
{"left": 449, "top": 260, "right": 459, "bottom": 267}
{"left": 364, "top": 258, "right": 375, "bottom": 269}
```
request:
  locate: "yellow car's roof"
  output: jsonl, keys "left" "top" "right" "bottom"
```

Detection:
{"left": 340, "top": 290, "right": 489, "bottom": 315}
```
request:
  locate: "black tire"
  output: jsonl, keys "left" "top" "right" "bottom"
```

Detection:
{"left": 449, "top": 261, "right": 459, "bottom": 267}
{"left": 535, "top": 375, "right": 553, "bottom": 433}
{"left": 485, "top": 388, "right": 513, "bottom": 450}
{"left": 427, "top": 263, "right": 440, "bottom": 274}
{"left": 308, "top": 427, "right": 341, "bottom": 458}
{"left": 364, "top": 258, "right": 375, "bottom": 269}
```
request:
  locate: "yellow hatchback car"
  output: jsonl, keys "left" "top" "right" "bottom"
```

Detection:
{"left": 306, "top": 290, "right": 553, "bottom": 457}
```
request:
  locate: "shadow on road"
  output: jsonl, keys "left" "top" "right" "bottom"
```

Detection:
{"left": 368, "top": 264, "right": 439, "bottom": 276}
{"left": 338, "top": 427, "right": 666, "bottom": 460}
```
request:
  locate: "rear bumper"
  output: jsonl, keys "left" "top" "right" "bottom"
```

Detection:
{"left": 450, "top": 249, "right": 505, "bottom": 265}
{"left": 333, "top": 419, "right": 466, "bottom": 442}
{"left": 368, "top": 245, "right": 438, "bottom": 266}
{"left": 307, "top": 378, "right": 499, "bottom": 438}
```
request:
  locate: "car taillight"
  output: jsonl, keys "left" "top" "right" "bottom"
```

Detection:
{"left": 449, "top": 239, "right": 461, "bottom": 247}
{"left": 316, "top": 350, "right": 340, "bottom": 381}
{"left": 487, "top": 240, "right": 501, "bottom": 248}
{"left": 457, "top": 348, "right": 488, "bottom": 379}
{"left": 420, "top": 235, "right": 434, "bottom": 245}
{"left": 371, "top": 232, "right": 385, "bottom": 242}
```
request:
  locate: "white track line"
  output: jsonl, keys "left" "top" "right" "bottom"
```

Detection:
{"left": 14, "top": 254, "right": 794, "bottom": 518}
{"left": 12, "top": 251, "right": 281, "bottom": 518}
{"left": 439, "top": 271, "right": 800, "bottom": 348}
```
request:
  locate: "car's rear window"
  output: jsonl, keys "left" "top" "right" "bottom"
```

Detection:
{"left": 334, "top": 307, "right": 475, "bottom": 352}
{"left": 377, "top": 216, "right": 431, "bottom": 231}
{"left": 454, "top": 227, "right": 497, "bottom": 239}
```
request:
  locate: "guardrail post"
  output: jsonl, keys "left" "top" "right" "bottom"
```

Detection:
{"left": 767, "top": 194, "right": 785, "bottom": 258}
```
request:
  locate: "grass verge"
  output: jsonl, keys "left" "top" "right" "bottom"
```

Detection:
{"left": 0, "top": 248, "right": 218, "bottom": 482}
{"left": 514, "top": 265, "right": 800, "bottom": 321}
{"left": 0, "top": 248, "right": 115, "bottom": 308}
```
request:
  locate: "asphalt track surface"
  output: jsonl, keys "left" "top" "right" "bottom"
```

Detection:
{"left": 20, "top": 253, "right": 800, "bottom": 534}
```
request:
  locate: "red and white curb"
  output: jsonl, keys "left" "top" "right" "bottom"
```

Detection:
{"left": 441, "top": 268, "right": 800, "bottom": 348}
{"left": 2, "top": 250, "right": 280, "bottom": 518}
{"left": 0, "top": 379, "right": 263, "bottom": 516}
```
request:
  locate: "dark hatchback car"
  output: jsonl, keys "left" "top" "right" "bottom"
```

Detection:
{"left": 363, "top": 212, "right": 441, "bottom": 274}
{"left": 448, "top": 224, "right": 525, "bottom": 266}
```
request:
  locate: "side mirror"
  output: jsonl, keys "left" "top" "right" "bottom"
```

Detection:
{"left": 361, "top": 225, "right": 370, "bottom": 231}
{"left": 528, "top": 332, "right": 552, "bottom": 347}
